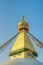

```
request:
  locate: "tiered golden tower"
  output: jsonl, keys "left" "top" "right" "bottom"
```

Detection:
{"left": 9, "top": 16, "right": 36, "bottom": 59}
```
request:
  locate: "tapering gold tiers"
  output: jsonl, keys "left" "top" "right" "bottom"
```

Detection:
{"left": 18, "top": 16, "right": 29, "bottom": 33}
{"left": 9, "top": 16, "right": 36, "bottom": 60}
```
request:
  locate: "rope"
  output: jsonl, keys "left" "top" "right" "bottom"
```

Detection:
{"left": 0, "top": 33, "right": 19, "bottom": 53}
{"left": 28, "top": 32, "right": 43, "bottom": 48}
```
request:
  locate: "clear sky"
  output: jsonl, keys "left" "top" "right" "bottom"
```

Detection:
{"left": 0, "top": 0, "right": 43, "bottom": 64}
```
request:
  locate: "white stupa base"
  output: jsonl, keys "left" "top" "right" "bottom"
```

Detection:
{"left": 1, "top": 58, "right": 43, "bottom": 65}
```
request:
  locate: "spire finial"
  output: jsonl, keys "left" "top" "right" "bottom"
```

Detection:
{"left": 22, "top": 16, "right": 25, "bottom": 22}
{"left": 18, "top": 16, "right": 29, "bottom": 32}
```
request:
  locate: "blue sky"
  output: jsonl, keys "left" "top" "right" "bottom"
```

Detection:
{"left": 0, "top": 0, "right": 43, "bottom": 64}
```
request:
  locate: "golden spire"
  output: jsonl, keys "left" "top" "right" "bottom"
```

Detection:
{"left": 9, "top": 16, "right": 36, "bottom": 59}
{"left": 18, "top": 16, "right": 29, "bottom": 33}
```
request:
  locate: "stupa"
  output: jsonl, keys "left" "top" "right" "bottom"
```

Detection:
{"left": 0, "top": 16, "right": 43, "bottom": 65}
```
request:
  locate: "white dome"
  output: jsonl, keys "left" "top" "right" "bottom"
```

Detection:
{"left": 1, "top": 58, "right": 43, "bottom": 65}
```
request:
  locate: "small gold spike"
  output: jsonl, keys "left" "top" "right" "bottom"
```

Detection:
{"left": 22, "top": 16, "right": 25, "bottom": 22}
